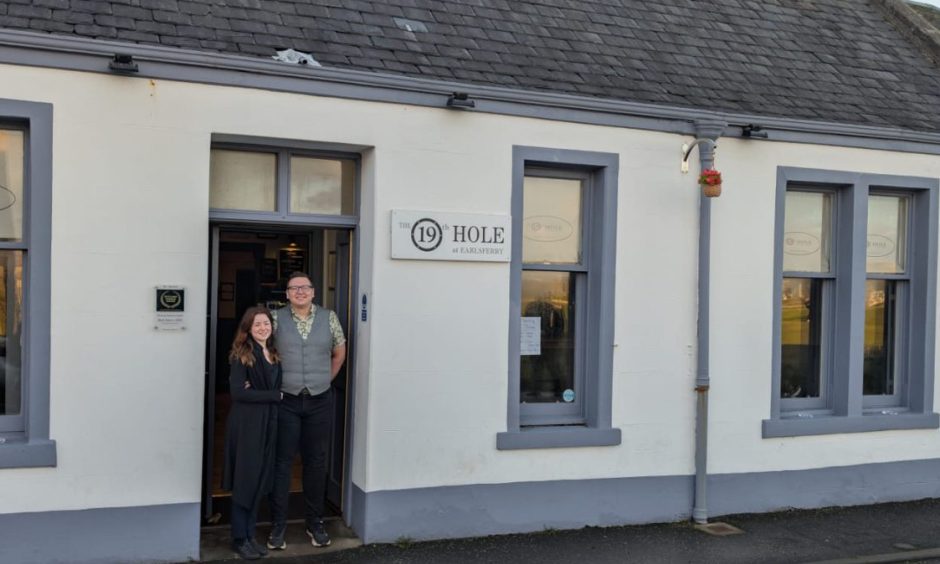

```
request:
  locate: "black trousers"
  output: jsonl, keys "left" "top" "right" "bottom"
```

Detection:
{"left": 270, "top": 388, "right": 333, "bottom": 528}
{"left": 230, "top": 500, "right": 258, "bottom": 544}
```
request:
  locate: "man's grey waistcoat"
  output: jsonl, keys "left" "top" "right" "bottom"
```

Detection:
{"left": 275, "top": 306, "right": 333, "bottom": 396}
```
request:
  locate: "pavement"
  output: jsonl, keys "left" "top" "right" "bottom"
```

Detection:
{"left": 200, "top": 498, "right": 940, "bottom": 563}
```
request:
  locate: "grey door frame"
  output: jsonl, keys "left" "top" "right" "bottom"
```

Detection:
{"left": 202, "top": 221, "right": 359, "bottom": 525}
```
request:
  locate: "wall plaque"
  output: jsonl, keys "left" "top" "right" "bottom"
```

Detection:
{"left": 155, "top": 286, "right": 185, "bottom": 331}
{"left": 391, "top": 210, "right": 511, "bottom": 262}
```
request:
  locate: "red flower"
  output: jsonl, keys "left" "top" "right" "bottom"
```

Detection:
{"left": 698, "top": 168, "right": 722, "bottom": 186}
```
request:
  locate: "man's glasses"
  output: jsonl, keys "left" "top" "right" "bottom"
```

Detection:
{"left": 287, "top": 285, "right": 313, "bottom": 293}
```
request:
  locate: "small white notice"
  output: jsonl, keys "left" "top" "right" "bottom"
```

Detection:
{"left": 391, "top": 210, "right": 511, "bottom": 262}
{"left": 520, "top": 317, "right": 541, "bottom": 356}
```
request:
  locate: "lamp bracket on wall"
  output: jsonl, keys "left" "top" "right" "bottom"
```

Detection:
{"left": 109, "top": 54, "right": 139, "bottom": 73}
{"left": 681, "top": 138, "right": 717, "bottom": 173}
{"left": 741, "top": 124, "right": 768, "bottom": 139}
{"left": 446, "top": 92, "right": 475, "bottom": 109}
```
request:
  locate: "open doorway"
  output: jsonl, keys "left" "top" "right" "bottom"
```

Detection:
{"left": 202, "top": 225, "right": 353, "bottom": 525}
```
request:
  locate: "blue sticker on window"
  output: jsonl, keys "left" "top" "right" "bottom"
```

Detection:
{"left": 562, "top": 389, "right": 575, "bottom": 403}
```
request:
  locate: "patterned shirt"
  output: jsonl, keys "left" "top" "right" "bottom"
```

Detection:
{"left": 272, "top": 305, "right": 346, "bottom": 348}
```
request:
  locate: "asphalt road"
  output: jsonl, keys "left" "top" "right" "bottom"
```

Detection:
{"left": 207, "top": 498, "right": 940, "bottom": 563}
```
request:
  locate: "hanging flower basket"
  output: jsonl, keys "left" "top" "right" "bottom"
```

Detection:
{"left": 699, "top": 168, "right": 722, "bottom": 198}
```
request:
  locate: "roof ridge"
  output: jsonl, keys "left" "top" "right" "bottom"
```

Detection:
{"left": 874, "top": 0, "right": 940, "bottom": 67}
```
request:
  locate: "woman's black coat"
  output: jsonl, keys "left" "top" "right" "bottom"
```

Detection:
{"left": 222, "top": 343, "right": 281, "bottom": 510}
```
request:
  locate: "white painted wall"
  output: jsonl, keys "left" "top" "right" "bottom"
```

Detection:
{"left": 709, "top": 139, "right": 940, "bottom": 474}
{"left": 0, "top": 63, "right": 939, "bottom": 515}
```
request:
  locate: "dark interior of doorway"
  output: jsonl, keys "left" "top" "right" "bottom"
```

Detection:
{"left": 202, "top": 226, "right": 352, "bottom": 526}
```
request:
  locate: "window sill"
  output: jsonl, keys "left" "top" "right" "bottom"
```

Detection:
{"left": 0, "top": 438, "right": 57, "bottom": 468}
{"left": 762, "top": 412, "right": 939, "bottom": 438}
{"left": 496, "top": 426, "right": 621, "bottom": 450}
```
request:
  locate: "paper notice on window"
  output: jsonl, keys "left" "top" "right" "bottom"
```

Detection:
{"left": 520, "top": 317, "right": 541, "bottom": 356}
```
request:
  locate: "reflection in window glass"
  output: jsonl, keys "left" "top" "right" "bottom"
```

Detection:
{"left": 0, "top": 251, "right": 22, "bottom": 417}
{"left": 520, "top": 271, "right": 575, "bottom": 403}
{"left": 522, "top": 176, "right": 582, "bottom": 264}
{"left": 864, "top": 280, "right": 896, "bottom": 396}
{"left": 290, "top": 157, "right": 355, "bottom": 215}
{"left": 209, "top": 149, "right": 277, "bottom": 211}
{"left": 867, "top": 195, "right": 907, "bottom": 274}
{"left": 783, "top": 191, "right": 832, "bottom": 273}
{"left": 780, "top": 278, "right": 822, "bottom": 398}
{"left": 0, "top": 129, "right": 24, "bottom": 242}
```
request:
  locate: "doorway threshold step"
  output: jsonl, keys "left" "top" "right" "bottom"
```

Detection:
{"left": 200, "top": 518, "right": 361, "bottom": 562}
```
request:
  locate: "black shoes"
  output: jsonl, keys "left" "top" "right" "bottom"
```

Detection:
{"left": 248, "top": 538, "right": 269, "bottom": 557}
{"left": 263, "top": 520, "right": 330, "bottom": 550}
{"left": 306, "top": 520, "right": 332, "bottom": 547}
{"left": 266, "top": 522, "right": 287, "bottom": 550}
{"left": 232, "top": 539, "right": 261, "bottom": 561}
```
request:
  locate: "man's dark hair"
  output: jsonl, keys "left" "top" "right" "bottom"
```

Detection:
{"left": 287, "top": 271, "right": 312, "bottom": 285}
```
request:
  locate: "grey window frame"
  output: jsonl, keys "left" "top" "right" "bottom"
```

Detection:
{"left": 497, "top": 146, "right": 621, "bottom": 450}
{"left": 0, "top": 99, "right": 55, "bottom": 468}
{"left": 209, "top": 134, "right": 364, "bottom": 228}
{"left": 765, "top": 167, "right": 939, "bottom": 438}
{"left": 863, "top": 189, "right": 913, "bottom": 410}
{"left": 519, "top": 167, "right": 589, "bottom": 425}
{"left": 779, "top": 187, "right": 838, "bottom": 414}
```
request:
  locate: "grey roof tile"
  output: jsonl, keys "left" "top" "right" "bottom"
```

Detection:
{"left": 117, "top": 29, "right": 158, "bottom": 42}
{"left": 73, "top": 22, "right": 116, "bottom": 37}
{"left": 9, "top": 5, "right": 52, "bottom": 18}
{"left": 34, "top": 0, "right": 69, "bottom": 8}
{"left": 109, "top": 5, "right": 146, "bottom": 19}
{"left": 178, "top": 1, "right": 210, "bottom": 15}
{"left": 29, "top": 18, "right": 73, "bottom": 32}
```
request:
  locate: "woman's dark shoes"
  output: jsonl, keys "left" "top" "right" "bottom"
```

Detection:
{"left": 232, "top": 539, "right": 262, "bottom": 560}
{"left": 249, "top": 538, "right": 269, "bottom": 556}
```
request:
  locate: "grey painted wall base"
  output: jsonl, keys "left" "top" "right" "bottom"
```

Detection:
{"left": 351, "top": 477, "right": 693, "bottom": 544}
{"left": 709, "top": 458, "right": 940, "bottom": 517}
{"left": 351, "top": 458, "right": 940, "bottom": 544}
{"left": 0, "top": 502, "right": 200, "bottom": 564}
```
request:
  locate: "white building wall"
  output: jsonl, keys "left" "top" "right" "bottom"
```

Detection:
{"left": 0, "top": 62, "right": 939, "bottom": 518}
{"left": 709, "top": 139, "right": 940, "bottom": 474}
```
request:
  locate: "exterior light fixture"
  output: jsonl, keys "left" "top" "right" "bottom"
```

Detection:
{"left": 680, "top": 138, "right": 717, "bottom": 173}
{"left": 446, "top": 92, "right": 475, "bottom": 109}
{"left": 741, "top": 124, "right": 768, "bottom": 139}
{"left": 109, "top": 54, "right": 139, "bottom": 73}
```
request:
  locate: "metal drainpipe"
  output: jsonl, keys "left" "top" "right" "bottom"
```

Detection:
{"left": 691, "top": 118, "right": 726, "bottom": 525}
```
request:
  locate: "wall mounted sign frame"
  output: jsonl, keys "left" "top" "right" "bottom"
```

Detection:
{"left": 391, "top": 209, "right": 511, "bottom": 262}
{"left": 155, "top": 286, "right": 186, "bottom": 331}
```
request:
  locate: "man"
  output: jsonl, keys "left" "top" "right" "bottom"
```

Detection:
{"left": 267, "top": 271, "right": 346, "bottom": 550}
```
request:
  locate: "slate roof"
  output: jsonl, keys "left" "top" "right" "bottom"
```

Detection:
{"left": 3, "top": 0, "right": 940, "bottom": 132}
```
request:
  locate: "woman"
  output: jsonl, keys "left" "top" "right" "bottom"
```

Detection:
{"left": 222, "top": 306, "right": 282, "bottom": 560}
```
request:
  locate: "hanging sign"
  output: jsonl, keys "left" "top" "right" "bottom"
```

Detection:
{"left": 155, "top": 286, "right": 186, "bottom": 331}
{"left": 391, "top": 210, "right": 511, "bottom": 262}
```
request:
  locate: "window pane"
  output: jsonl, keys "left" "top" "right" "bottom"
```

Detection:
{"left": 520, "top": 271, "right": 575, "bottom": 403}
{"left": 783, "top": 191, "right": 832, "bottom": 273}
{"left": 209, "top": 149, "right": 276, "bottom": 211}
{"left": 290, "top": 157, "right": 355, "bottom": 215}
{"left": 0, "top": 251, "right": 22, "bottom": 417}
{"left": 522, "top": 176, "right": 582, "bottom": 264}
{"left": 0, "top": 129, "right": 24, "bottom": 242}
{"left": 780, "top": 278, "right": 823, "bottom": 398}
{"left": 864, "top": 280, "right": 896, "bottom": 396}
{"left": 867, "top": 195, "right": 907, "bottom": 274}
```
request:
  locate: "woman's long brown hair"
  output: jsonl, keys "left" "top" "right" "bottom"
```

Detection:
{"left": 229, "top": 306, "right": 279, "bottom": 367}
